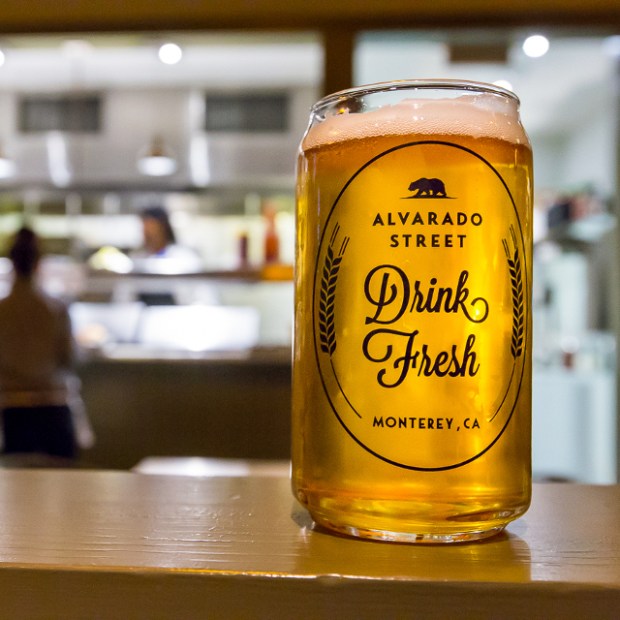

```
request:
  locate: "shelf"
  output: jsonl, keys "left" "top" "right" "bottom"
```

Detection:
{"left": 86, "top": 265, "right": 293, "bottom": 282}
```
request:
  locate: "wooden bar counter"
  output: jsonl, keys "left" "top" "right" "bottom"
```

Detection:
{"left": 0, "top": 468, "right": 618, "bottom": 618}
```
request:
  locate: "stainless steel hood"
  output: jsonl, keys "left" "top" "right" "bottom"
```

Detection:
{"left": 0, "top": 87, "right": 315, "bottom": 191}
{"left": 0, "top": 35, "right": 321, "bottom": 193}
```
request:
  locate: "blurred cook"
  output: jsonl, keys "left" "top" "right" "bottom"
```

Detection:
{"left": 131, "top": 206, "right": 202, "bottom": 273}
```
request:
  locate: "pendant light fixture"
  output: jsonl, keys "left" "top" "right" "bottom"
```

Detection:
{"left": 137, "top": 135, "right": 177, "bottom": 177}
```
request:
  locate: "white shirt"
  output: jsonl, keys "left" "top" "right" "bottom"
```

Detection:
{"left": 130, "top": 244, "right": 204, "bottom": 274}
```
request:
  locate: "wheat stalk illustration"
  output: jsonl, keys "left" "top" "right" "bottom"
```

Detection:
{"left": 319, "top": 227, "right": 349, "bottom": 356}
{"left": 502, "top": 227, "right": 524, "bottom": 359}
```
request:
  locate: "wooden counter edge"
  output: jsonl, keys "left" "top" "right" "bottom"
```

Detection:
{"left": 0, "top": 562, "right": 618, "bottom": 619}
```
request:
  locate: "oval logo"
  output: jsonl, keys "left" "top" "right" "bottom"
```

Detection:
{"left": 313, "top": 141, "right": 528, "bottom": 470}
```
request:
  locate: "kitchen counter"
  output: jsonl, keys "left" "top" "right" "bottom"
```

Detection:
{"left": 0, "top": 469, "right": 618, "bottom": 618}
{"left": 77, "top": 350, "right": 292, "bottom": 469}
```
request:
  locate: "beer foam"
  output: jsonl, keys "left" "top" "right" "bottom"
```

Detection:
{"left": 302, "top": 93, "right": 528, "bottom": 150}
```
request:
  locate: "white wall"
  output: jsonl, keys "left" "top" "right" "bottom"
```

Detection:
{"left": 532, "top": 86, "right": 616, "bottom": 196}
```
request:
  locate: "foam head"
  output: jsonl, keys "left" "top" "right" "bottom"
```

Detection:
{"left": 302, "top": 87, "right": 528, "bottom": 151}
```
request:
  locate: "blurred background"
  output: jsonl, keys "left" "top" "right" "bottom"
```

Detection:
{"left": 0, "top": 1, "right": 617, "bottom": 481}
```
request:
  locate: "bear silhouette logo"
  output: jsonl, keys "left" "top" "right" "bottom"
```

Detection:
{"left": 405, "top": 177, "right": 449, "bottom": 199}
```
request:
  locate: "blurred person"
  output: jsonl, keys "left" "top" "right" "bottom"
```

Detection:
{"left": 0, "top": 227, "right": 78, "bottom": 459}
{"left": 136, "top": 205, "right": 177, "bottom": 257}
{"left": 131, "top": 206, "right": 202, "bottom": 273}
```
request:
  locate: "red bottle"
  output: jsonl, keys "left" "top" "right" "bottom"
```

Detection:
{"left": 263, "top": 206, "right": 280, "bottom": 264}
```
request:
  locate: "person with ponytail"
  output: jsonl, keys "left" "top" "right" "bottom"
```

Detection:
{"left": 0, "top": 227, "right": 78, "bottom": 459}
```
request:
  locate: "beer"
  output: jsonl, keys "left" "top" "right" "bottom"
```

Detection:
{"left": 292, "top": 81, "right": 533, "bottom": 543}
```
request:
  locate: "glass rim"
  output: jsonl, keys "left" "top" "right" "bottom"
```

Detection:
{"left": 312, "top": 79, "right": 520, "bottom": 113}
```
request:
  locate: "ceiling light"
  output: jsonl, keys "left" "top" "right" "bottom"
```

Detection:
{"left": 189, "top": 134, "right": 211, "bottom": 187}
{"left": 46, "top": 132, "right": 72, "bottom": 187}
{"left": 522, "top": 35, "right": 550, "bottom": 58}
{"left": 137, "top": 135, "right": 177, "bottom": 177}
{"left": 0, "top": 140, "right": 15, "bottom": 178}
{"left": 158, "top": 42, "right": 183, "bottom": 65}
{"left": 0, "top": 156, "right": 15, "bottom": 179}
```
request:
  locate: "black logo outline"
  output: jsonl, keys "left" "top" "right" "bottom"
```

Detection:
{"left": 311, "top": 140, "right": 529, "bottom": 472}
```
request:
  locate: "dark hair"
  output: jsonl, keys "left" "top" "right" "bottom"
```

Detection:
{"left": 9, "top": 227, "right": 40, "bottom": 278}
{"left": 140, "top": 206, "right": 176, "bottom": 244}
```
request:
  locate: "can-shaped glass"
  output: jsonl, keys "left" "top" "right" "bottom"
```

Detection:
{"left": 292, "top": 80, "right": 533, "bottom": 543}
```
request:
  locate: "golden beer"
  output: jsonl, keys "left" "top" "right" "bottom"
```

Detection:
{"left": 292, "top": 81, "right": 533, "bottom": 542}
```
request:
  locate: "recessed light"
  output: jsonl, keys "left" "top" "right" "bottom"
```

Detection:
{"left": 158, "top": 42, "right": 183, "bottom": 65}
{"left": 522, "top": 35, "right": 550, "bottom": 59}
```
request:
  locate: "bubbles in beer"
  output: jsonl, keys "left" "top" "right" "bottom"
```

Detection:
{"left": 304, "top": 94, "right": 527, "bottom": 151}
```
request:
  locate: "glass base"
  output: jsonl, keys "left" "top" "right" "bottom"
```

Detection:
{"left": 313, "top": 514, "right": 506, "bottom": 544}
{"left": 299, "top": 490, "right": 528, "bottom": 544}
